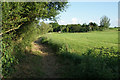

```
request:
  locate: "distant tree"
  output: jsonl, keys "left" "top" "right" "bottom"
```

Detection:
{"left": 48, "top": 24, "right": 53, "bottom": 32}
{"left": 67, "top": 24, "right": 72, "bottom": 32}
{"left": 89, "top": 22, "right": 98, "bottom": 31}
{"left": 60, "top": 25, "right": 66, "bottom": 32}
{"left": 37, "top": 22, "right": 53, "bottom": 34}
{"left": 100, "top": 16, "right": 110, "bottom": 29}
{"left": 89, "top": 22, "right": 94, "bottom": 30}
{"left": 66, "top": 26, "right": 69, "bottom": 32}
{"left": 66, "top": 25, "right": 71, "bottom": 32}
{"left": 93, "top": 23, "right": 99, "bottom": 31}
{"left": 69, "top": 24, "right": 81, "bottom": 32}
{"left": 50, "top": 22, "right": 60, "bottom": 32}
{"left": 81, "top": 23, "right": 89, "bottom": 32}
{"left": 82, "top": 23, "right": 87, "bottom": 27}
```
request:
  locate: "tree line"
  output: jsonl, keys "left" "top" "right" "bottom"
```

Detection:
{"left": 49, "top": 16, "right": 111, "bottom": 33}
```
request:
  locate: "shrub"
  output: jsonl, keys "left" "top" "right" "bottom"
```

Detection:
{"left": 61, "top": 47, "right": 119, "bottom": 79}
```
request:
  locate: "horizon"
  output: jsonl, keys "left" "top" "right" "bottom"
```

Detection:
{"left": 56, "top": 2, "right": 118, "bottom": 27}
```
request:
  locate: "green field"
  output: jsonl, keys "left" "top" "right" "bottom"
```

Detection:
{"left": 42, "top": 29, "right": 118, "bottom": 54}
{"left": 40, "top": 29, "right": 119, "bottom": 78}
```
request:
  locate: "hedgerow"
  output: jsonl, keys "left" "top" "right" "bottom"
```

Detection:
{"left": 1, "top": 2, "right": 68, "bottom": 78}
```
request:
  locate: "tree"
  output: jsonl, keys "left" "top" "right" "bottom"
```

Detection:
{"left": 81, "top": 23, "right": 89, "bottom": 32}
{"left": 100, "top": 16, "right": 110, "bottom": 29}
{"left": 2, "top": 2, "right": 68, "bottom": 77}
{"left": 89, "top": 22, "right": 98, "bottom": 31}
{"left": 38, "top": 22, "right": 53, "bottom": 34}
{"left": 89, "top": 22, "right": 94, "bottom": 30}
{"left": 60, "top": 25, "right": 66, "bottom": 32}
{"left": 50, "top": 22, "right": 60, "bottom": 32}
{"left": 69, "top": 24, "right": 80, "bottom": 32}
{"left": 66, "top": 26, "right": 69, "bottom": 32}
{"left": 2, "top": 2, "right": 68, "bottom": 34}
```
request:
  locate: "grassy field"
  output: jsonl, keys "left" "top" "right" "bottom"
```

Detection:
{"left": 42, "top": 29, "right": 118, "bottom": 54}
{"left": 40, "top": 29, "right": 119, "bottom": 79}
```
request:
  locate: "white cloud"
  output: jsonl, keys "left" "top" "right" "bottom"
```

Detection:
{"left": 72, "top": 18, "right": 78, "bottom": 24}
{"left": 78, "top": 20, "right": 84, "bottom": 24}
{"left": 58, "top": 20, "right": 67, "bottom": 25}
{"left": 60, "top": 20, "right": 65, "bottom": 24}
{"left": 89, "top": 20, "right": 94, "bottom": 23}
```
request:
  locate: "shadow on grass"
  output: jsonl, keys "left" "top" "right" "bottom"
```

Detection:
{"left": 34, "top": 38, "right": 63, "bottom": 78}
{"left": 11, "top": 50, "right": 43, "bottom": 78}
{"left": 58, "top": 51, "right": 119, "bottom": 79}
{"left": 39, "top": 37, "right": 119, "bottom": 79}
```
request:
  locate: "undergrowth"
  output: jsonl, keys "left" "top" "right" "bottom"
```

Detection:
{"left": 40, "top": 37, "right": 119, "bottom": 79}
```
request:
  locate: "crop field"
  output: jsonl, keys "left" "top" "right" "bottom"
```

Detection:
{"left": 42, "top": 29, "right": 118, "bottom": 54}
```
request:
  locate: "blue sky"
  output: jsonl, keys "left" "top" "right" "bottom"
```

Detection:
{"left": 57, "top": 2, "right": 118, "bottom": 27}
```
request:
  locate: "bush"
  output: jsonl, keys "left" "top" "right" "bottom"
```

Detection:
{"left": 1, "top": 35, "right": 18, "bottom": 77}
{"left": 60, "top": 47, "right": 119, "bottom": 79}
{"left": 1, "top": 22, "right": 40, "bottom": 77}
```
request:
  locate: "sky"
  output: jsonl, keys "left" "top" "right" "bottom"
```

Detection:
{"left": 56, "top": 2, "right": 118, "bottom": 27}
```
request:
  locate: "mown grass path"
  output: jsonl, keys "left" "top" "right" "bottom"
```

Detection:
{"left": 11, "top": 38, "right": 62, "bottom": 78}
{"left": 34, "top": 39, "right": 61, "bottom": 78}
